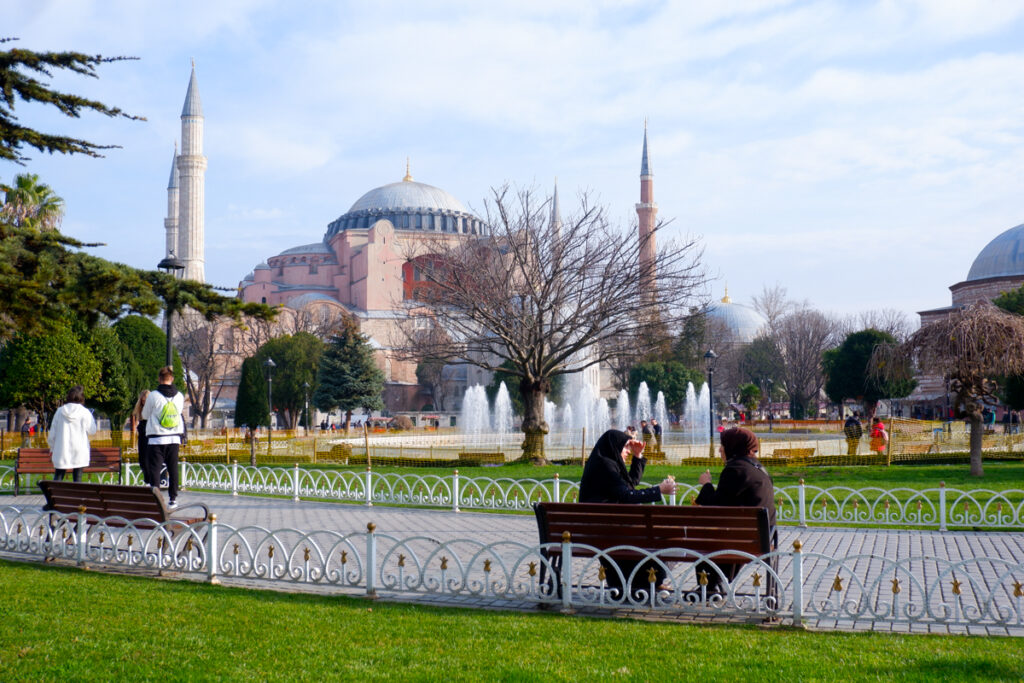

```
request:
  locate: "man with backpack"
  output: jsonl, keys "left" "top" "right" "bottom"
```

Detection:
{"left": 142, "top": 366, "right": 186, "bottom": 508}
{"left": 843, "top": 411, "right": 863, "bottom": 456}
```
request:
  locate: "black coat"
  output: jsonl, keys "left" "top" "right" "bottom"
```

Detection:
{"left": 579, "top": 452, "right": 662, "bottom": 504}
{"left": 695, "top": 455, "right": 776, "bottom": 527}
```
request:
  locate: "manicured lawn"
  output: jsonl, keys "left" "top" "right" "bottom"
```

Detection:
{"left": 1, "top": 559, "right": 1022, "bottom": 682}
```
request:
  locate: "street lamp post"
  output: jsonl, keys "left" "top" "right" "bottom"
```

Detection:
{"left": 157, "top": 255, "right": 185, "bottom": 366}
{"left": 704, "top": 349, "right": 718, "bottom": 455}
{"left": 303, "top": 381, "right": 311, "bottom": 434}
{"left": 767, "top": 379, "right": 774, "bottom": 432}
{"left": 263, "top": 358, "right": 276, "bottom": 452}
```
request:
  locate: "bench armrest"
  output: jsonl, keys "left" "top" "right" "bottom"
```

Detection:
{"left": 171, "top": 502, "right": 210, "bottom": 521}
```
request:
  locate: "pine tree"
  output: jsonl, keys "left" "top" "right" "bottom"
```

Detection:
{"left": 314, "top": 318, "right": 384, "bottom": 429}
{"left": 234, "top": 356, "right": 269, "bottom": 430}
{"left": 0, "top": 38, "right": 143, "bottom": 164}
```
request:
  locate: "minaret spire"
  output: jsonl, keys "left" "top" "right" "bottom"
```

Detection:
{"left": 550, "top": 177, "right": 562, "bottom": 234}
{"left": 177, "top": 63, "right": 207, "bottom": 282}
{"left": 164, "top": 143, "right": 179, "bottom": 260}
{"left": 635, "top": 121, "right": 658, "bottom": 289}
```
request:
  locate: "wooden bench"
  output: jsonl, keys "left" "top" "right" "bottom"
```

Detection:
{"left": 38, "top": 480, "right": 209, "bottom": 529}
{"left": 533, "top": 502, "right": 776, "bottom": 599}
{"left": 15, "top": 447, "right": 123, "bottom": 495}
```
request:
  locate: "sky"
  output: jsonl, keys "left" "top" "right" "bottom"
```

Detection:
{"left": 8, "top": 0, "right": 1024, "bottom": 321}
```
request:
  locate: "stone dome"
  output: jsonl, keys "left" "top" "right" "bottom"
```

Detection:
{"left": 967, "top": 223, "right": 1024, "bottom": 281}
{"left": 706, "top": 291, "right": 767, "bottom": 344}
{"left": 325, "top": 171, "right": 486, "bottom": 239}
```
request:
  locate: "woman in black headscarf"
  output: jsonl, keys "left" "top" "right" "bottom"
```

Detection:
{"left": 579, "top": 429, "right": 677, "bottom": 598}
{"left": 694, "top": 426, "right": 776, "bottom": 594}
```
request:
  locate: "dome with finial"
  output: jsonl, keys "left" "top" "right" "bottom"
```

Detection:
{"left": 706, "top": 287, "right": 767, "bottom": 344}
{"left": 966, "top": 223, "right": 1024, "bottom": 281}
{"left": 325, "top": 161, "right": 486, "bottom": 239}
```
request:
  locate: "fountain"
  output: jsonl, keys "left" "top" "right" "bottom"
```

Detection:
{"left": 493, "top": 382, "right": 514, "bottom": 446}
{"left": 634, "top": 381, "right": 652, "bottom": 426}
{"left": 460, "top": 384, "right": 491, "bottom": 443}
{"left": 616, "top": 389, "right": 630, "bottom": 431}
{"left": 654, "top": 391, "right": 668, "bottom": 444}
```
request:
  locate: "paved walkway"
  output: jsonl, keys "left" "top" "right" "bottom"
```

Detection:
{"left": 6, "top": 490, "right": 1024, "bottom": 635}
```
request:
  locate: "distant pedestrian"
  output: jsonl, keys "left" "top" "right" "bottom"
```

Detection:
{"left": 143, "top": 366, "right": 185, "bottom": 509}
{"left": 651, "top": 418, "right": 663, "bottom": 448}
{"left": 20, "top": 419, "right": 31, "bottom": 448}
{"left": 843, "top": 412, "right": 864, "bottom": 456}
{"left": 132, "top": 390, "right": 152, "bottom": 485}
{"left": 869, "top": 417, "right": 888, "bottom": 454}
{"left": 48, "top": 385, "right": 97, "bottom": 482}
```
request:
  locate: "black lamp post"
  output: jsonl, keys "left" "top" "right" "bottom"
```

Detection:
{"left": 157, "top": 255, "right": 185, "bottom": 366}
{"left": 263, "top": 357, "right": 276, "bottom": 450}
{"left": 767, "top": 379, "right": 774, "bottom": 432}
{"left": 704, "top": 349, "right": 718, "bottom": 448}
{"left": 303, "top": 381, "right": 311, "bottom": 433}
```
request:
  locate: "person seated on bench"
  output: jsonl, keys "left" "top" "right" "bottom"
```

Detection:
{"left": 695, "top": 427, "right": 776, "bottom": 594}
{"left": 580, "top": 429, "right": 677, "bottom": 598}
{"left": 47, "top": 384, "right": 98, "bottom": 483}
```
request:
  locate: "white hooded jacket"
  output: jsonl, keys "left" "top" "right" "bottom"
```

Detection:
{"left": 48, "top": 402, "right": 98, "bottom": 470}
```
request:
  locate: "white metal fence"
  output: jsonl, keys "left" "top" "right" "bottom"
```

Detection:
{"left": 2, "top": 505, "right": 1023, "bottom": 631}
{"left": 3, "top": 462, "right": 1023, "bottom": 530}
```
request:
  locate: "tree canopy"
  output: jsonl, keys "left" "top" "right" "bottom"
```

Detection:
{"left": 234, "top": 356, "right": 270, "bottom": 430}
{"left": 823, "top": 329, "right": 915, "bottom": 417}
{"left": 628, "top": 361, "right": 704, "bottom": 413}
{"left": 250, "top": 332, "right": 325, "bottom": 429}
{"left": 0, "top": 324, "right": 102, "bottom": 417}
{"left": 314, "top": 317, "right": 384, "bottom": 427}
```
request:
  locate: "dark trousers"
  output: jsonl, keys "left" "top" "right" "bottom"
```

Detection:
{"left": 53, "top": 468, "right": 83, "bottom": 482}
{"left": 148, "top": 443, "right": 179, "bottom": 501}
{"left": 137, "top": 424, "right": 151, "bottom": 486}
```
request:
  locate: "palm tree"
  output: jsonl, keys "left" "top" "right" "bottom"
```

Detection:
{"left": 0, "top": 173, "right": 65, "bottom": 229}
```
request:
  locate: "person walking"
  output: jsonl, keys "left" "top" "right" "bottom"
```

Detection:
{"left": 20, "top": 419, "right": 32, "bottom": 448}
{"left": 142, "top": 366, "right": 186, "bottom": 508}
{"left": 869, "top": 417, "right": 889, "bottom": 454}
{"left": 843, "top": 412, "right": 864, "bottom": 456}
{"left": 651, "top": 418, "right": 663, "bottom": 450}
{"left": 48, "top": 385, "right": 97, "bottom": 482}
{"left": 132, "top": 390, "right": 152, "bottom": 485}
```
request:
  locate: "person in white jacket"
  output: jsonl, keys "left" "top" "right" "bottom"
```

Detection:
{"left": 48, "top": 385, "right": 97, "bottom": 482}
{"left": 142, "top": 365, "right": 186, "bottom": 508}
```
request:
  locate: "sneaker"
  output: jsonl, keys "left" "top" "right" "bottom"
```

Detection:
{"left": 167, "top": 500, "right": 178, "bottom": 510}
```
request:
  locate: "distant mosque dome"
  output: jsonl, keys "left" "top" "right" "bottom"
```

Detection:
{"left": 325, "top": 164, "right": 486, "bottom": 239}
{"left": 706, "top": 289, "right": 766, "bottom": 344}
{"left": 966, "top": 223, "right": 1024, "bottom": 281}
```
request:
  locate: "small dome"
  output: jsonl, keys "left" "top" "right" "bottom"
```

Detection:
{"left": 254, "top": 262, "right": 271, "bottom": 271}
{"left": 706, "top": 291, "right": 766, "bottom": 344}
{"left": 242, "top": 272, "right": 254, "bottom": 281}
{"left": 967, "top": 223, "right": 1024, "bottom": 281}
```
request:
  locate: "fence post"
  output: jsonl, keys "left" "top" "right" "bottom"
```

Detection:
{"left": 292, "top": 463, "right": 300, "bottom": 502}
{"left": 231, "top": 460, "right": 238, "bottom": 496}
{"left": 366, "top": 522, "right": 377, "bottom": 597}
{"left": 798, "top": 479, "right": 807, "bottom": 528}
{"left": 791, "top": 540, "right": 804, "bottom": 628}
{"left": 76, "top": 505, "right": 87, "bottom": 566}
{"left": 452, "top": 469, "right": 460, "bottom": 513}
{"left": 561, "top": 531, "right": 574, "bottom": 612}
{"left": 939, "top": 482, "right": 947, "bottom": 532}
{"left": 206, "top": 514, "right": 220, "bottom": 584}
{"left": 365, "top": 467, "right": 373, "bottom": 507}
{"left": 124, "top": 460, "right": 132, "bottom": 486}
{"left": 553, "top": 472, "right": 560, "bottom": 503}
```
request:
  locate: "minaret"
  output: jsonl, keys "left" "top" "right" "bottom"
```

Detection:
{"left": 164, "top": 142, "right": 179, "bottom": 259}
{"left": 635, "top": 120, "right": 657, "bottom": 287}
{"left": 550, "top": 178, "right": 562, "bottom": 235}
{"left": 177, "top": 63, "right": 207, "bottom": 282}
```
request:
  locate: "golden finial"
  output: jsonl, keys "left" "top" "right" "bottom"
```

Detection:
{"left": 831, "top": 574, "right": 843, "bottom": 592}
{"left": 721, "top": 285, "right": 732, "bottom": 304}
{"left": 951, "top": 577, "right": 962, "bottom": 595}
{"left": 891, "top": 578, "right": 901, "bottom": 594}
{"left": 403, "top": 157, "right": 413, "bottom": 182}
{"left": 191, "top": 57, "right": 195, "bottom": 69}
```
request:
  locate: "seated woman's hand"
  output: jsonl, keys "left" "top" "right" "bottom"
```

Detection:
{"left": 698, "top": 469, "right": 712, "bottom": 485}
{"left": 658, "top": 477, "right": 677, "bottom": 495}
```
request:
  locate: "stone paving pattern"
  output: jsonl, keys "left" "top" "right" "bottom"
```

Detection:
{"left": 6, "top": 490, "right": 1024, "bottom": 636}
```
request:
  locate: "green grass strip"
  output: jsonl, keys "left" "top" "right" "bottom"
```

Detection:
{"left": 2, "top": 559, "right": 1023, "bottom": 682}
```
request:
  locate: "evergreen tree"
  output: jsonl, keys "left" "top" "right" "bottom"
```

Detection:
{"left": 234, "top": 356, "right": 269, "bottom": 430}
{"left": 314, "top": 318, "right": 384, "bottom": 428}
{"left": 253, "top": 332, "right": 325, "bottom": 429}
{"left": 823, "top": 329, "right": 915, "bottom": 417}
{"left": 0, "top": 39, "right": 143, "bottom": 164}
{"left": 113, "top": 315, "right": 184, "bottom": 395}
{"left": 0, "top": 324, "right": 102, "bottom": 416}
{"left": 85, "top": 324, "right": 134, "bottom": 429}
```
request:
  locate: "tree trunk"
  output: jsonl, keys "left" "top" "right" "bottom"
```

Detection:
{"left": 345, "top": 410, "right": 352, "bottom": 434}
{"left": 968, "top": 413, "right": 984, "bottom": 477}
{"left": 518, "top": 376, "right": 550, "bottom": 465}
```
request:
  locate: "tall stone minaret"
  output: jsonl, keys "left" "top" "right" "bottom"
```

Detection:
{"left": 177, "top": 64, "right": 207, "bottom": 283}
{"left": 164, "top": 142, "right": 179, "bottom": 259}
{"left": 635, "top": 120, "right": 657, "bottom": 287}
{"left": 549, "top": 178, "right": 562, "bottom": 235}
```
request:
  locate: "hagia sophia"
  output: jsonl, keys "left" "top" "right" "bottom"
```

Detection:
{"left": 161, "top": 67, "right": 1024, "bottom": 420}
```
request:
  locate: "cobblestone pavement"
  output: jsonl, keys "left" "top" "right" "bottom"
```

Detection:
{"left": 7, "top": 490, "right": 1024, "bottom": 636}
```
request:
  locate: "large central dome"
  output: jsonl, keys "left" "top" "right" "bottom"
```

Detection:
{"left": 348, "top": 180, "right": 469, "bottom": 215}
{"left": 967, "top": 223, "right": 1024, "bottom": 281}
{"left": 325, "top": 171, "right": 486, "bottom": 239}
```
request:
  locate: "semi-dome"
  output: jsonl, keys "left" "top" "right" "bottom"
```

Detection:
{"left": 706, "top": 291, "right": 766, "bottom": 344}
{"left": 967, "top": 223, "right": 1024, "bottom": 281}
{"left": 278, "top": 241, "right": 333, "bottom": 256}
{"left": 325, "top": 167, "right": 486, "bottom": 239}
{"left": 287, "top": 292, "right": 343, "bottom": 309}
{"left": 253, "top": 262, "right": 271, "bottom": 271}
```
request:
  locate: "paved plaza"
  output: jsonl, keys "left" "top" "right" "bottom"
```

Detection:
{"left": 6, "top": 489, "right": 1024, "bottom": 635}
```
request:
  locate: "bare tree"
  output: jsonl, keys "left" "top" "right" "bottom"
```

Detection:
{"left": 175, "top": 314, "right": 236, "bottom": 428}
{"left": 751, "top": 283, "right": 799, "bottom": 334}
{"left": 398, "top": 185, "right": 706, "bottom": 463}
{"left": 872, "top": 303, "right": 1024, "bottom": 477}
{"left": 774, "top": 308, "right": 838, "bottom": 419}
{"left": 857, "top": 308, "right": 917, "bottom": 342}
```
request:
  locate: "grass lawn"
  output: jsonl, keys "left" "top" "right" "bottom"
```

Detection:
{"left": 2, "top": 560, "right": 1022, "bottom": 682}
